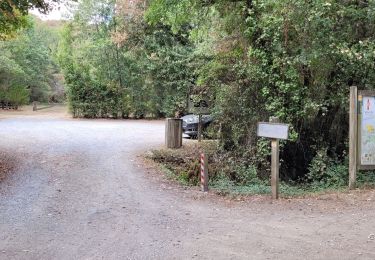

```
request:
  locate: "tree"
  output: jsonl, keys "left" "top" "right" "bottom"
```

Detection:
{"left": 0, "top": 16, "right": 59, "bottom": 106}
{"left": 0, "top": 0, "right": 68, "bottom": 39}
{"left": 58, "top": 0, "right": 375, "bottom": 183}
{"left": 145, "top": 0, "right": 375, "bottom": 181}
{"left": 57, "top": 0, "right": 197, "bottom": 118}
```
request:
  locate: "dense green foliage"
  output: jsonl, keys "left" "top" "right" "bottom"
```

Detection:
{"left": 58, "top": 0, "right": 195, "bottom": 118}
{"left": 0, "top": 17, "right": 62, "bottom": 106}
{"left": 150, "top": 142, "right": 367, "bottom": 197}
{"left": 0, "top": 0, "right": 63, "bottom": 39}
{"left": 58, "top": 0, "right": 375, "bottom": 185}
{"left": 143, "top": 0, "right": 375, "bottom": 183}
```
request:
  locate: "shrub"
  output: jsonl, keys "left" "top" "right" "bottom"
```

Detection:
{"left": 307, "top": 148, "right": 348, "bottom": 188}
{"left": 5, "top": 85, "right": 29, "bottom": 108}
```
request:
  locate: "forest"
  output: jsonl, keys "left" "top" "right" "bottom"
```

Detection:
{"left": 2, "top": 0, "right": 375, "bottom": 189}
{"left": 0, "top": 15, "right": 64, "bottom": 108}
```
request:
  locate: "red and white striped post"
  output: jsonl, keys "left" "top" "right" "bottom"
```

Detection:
{"left": 200, "top": 153, "right": 208, "bottom": 192}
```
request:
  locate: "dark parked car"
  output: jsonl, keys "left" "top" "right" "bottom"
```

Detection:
{"left": 181, "top": 114, "right": 213, "bottom": 137}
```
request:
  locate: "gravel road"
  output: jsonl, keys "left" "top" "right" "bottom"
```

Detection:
{"left": 0, "top": 109, "right": 375, "bottom": 259}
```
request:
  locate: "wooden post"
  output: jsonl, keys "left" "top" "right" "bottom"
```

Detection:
{"left": 33, "top": 101, "right": 37, "bottom": 111}
{"left": 165, "top": 118, "right": 183, "bottom": 149}
{"left": 200, "top": 153, "right": 208, "bottom": 192}
{"left": 270, "top": 117, "right": 280, "bottom": 199}
{"left": 349, "top": 86, "right": 358, "bottom": 189}
{"left": 198, "top": 114, "right": 202, "bottom": 142}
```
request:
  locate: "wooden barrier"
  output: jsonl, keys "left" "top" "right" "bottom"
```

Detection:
{"left": 165, "top": 118, "right": 183, "bottom": 149}
{"left": 0, "top": 101, "right": 17, "bottom": 110}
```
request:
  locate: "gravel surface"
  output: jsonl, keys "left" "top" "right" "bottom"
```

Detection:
{"left": 0, "top": 108, "right": 375, "bottom": 259}
{"left": 0, "top": 151, "right": 16, "bottom": 182}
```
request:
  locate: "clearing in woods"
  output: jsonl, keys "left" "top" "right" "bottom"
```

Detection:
{"left": 0, "top": 106, "right": 375, "bottom": 259}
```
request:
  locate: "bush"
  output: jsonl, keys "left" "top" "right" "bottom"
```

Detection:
{"left": 1, "top": 85, "right": 29, "bottom": 108}
{"left": 150, "top": 141, "right": 358, "bottom": 197}
{"left": 307, "top": 148, "right": 348, "bottom": 188}
{"left": 357, "top": 171, "right": 375, "bottom": 187}
{"left": 221, "top": 161, "right": 262, "bottom": 186}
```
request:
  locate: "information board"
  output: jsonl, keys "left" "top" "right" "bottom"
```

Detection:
{"left": 360, "top": 96, "right": 375, "bottom": 165}
{"left": 348, "top": 87, "right": 375, "bottom": 188}
{"left": 257, "top": 122, "right": 289, "bottom": 140}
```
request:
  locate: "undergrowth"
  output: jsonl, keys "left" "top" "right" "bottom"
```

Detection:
{"left": 148, "top": 141, "right": 375, "bottom": 197}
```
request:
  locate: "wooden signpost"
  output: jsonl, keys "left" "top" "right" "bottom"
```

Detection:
{"left": 198, "top": 114, "right": 203, "bottom": 142}
{"left": 257, "top": 117, "right": 289, "bottom": 199}
{"left": 188, "top": 95, "right": 210, "bottom": 142}
{"left": 349, "top": 86, "right": 375, "bottom": 189}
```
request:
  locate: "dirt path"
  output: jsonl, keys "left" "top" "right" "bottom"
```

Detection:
{"left": 0, "top": 108, "right": 375, "bottom": 259}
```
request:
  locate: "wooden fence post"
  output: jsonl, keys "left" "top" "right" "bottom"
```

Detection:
{"left": 349, "top": 86, "right": 358, "bottom": 189}
{"left": 198, "top": 114, "right": 203, "bottom": 142}
{"left": 270, "top": 117, "right": 280, "bottom": 199}
{"left": 165, "top": 118, "right": 183, "bottom": 149}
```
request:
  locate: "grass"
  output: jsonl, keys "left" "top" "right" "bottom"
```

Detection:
{"left": 209, "top": 177, "right": 349, "bottom": 198}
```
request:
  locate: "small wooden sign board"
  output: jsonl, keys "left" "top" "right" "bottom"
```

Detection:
{"left": 188, "top": 98, "right": 210, "bottom": 115}
{"left": 190, "top": 106, "right": 210, "bottom": 115}
{"left": 257, "top": 122, "right": 289, "bottom": 140}
{"left": 257, "top": 119, "right": 289, "bottom": 199}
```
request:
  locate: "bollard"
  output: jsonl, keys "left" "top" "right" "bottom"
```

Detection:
{"left": 200, "top": 153, "right": 208, "bottom": 192}
{"left": 165, "top": 118, "right": 183, "bottom": 149}
{"left": 33, "top": 101, "right": 37, "bottom": 111}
